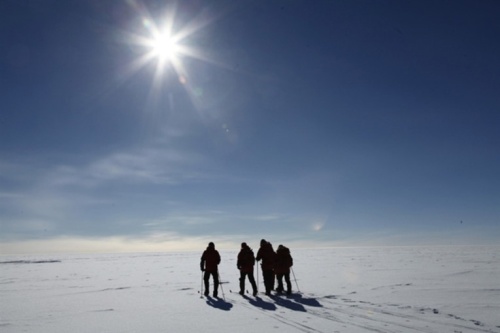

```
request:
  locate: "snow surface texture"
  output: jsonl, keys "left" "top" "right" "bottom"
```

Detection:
{"left": 1, "top": 246, "right": 499, "bottom": 333}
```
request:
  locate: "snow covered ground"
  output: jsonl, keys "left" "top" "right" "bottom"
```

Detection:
{"left": 1, "top": 246, "right": 499, "bottom": 332}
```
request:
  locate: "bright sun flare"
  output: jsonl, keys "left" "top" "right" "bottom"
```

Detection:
{"left": 150, "top": 33, "right": 179, "bottom": 61}
{"left": 125, "top": 5, "right": 214, "bottom": 103}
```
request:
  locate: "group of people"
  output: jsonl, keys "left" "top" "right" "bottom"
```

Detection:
{"left": 200, "top": 239, "right": 294, "bottom": 297}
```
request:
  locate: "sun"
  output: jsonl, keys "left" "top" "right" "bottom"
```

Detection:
{"left": 149, "top": 32, "right": 180, "bottom": 62}
{"left": 122, "top": 4, "right": 219, "bottom": 110}
{"left": 123, "top": 16, "right": 188, "bottom": 97}
{"left": 124, "top": 1, "right": 218, "bottom": 79}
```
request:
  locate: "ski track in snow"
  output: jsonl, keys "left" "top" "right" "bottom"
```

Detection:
{"left": 317, "top": 295, "right": 494, "bottom": 333}
{"left": 224, "top": 291, "right": 498, "bottom": 333}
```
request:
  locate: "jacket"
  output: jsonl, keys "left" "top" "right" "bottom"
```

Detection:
{"left": 256, "top": 242, "right": 276, "bottom": 271}
{"left": 237, "top": 247, "right": 255, "bottom": 273}
{"left": 200, "top": 247, "right": 221, "bottom": 273}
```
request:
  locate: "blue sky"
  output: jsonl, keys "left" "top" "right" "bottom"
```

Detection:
{"left": 1, "top": 0, "right": 499, "bottom": 254}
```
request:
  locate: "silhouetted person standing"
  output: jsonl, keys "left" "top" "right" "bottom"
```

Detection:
{"left": 275, "top": 244, "right": 293, "bottom": 295}
{"left": 256, "top": 239, "right": 276, "bottom": 295}
{"left": 200, "top": 242, "right": 221, "bottom": 297}
{"left": 237, "top": 242, "right": 258, "bottom": 296}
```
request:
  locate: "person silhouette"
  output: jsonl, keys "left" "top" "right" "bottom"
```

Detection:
{"left": 256, "top": 239, "right": 276, "bottom": 295}
{"left": 200, "top": 242, "right": 221, "bottom": 297}
{"left": 275, "top": 244, "right": 293, "bottom": 295}
{"left": 237, "top": 242, "right": 258, "bottom": 296}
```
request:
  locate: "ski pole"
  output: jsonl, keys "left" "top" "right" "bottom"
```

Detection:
{"left": 291, "top": 267, "right": 300, "bottom": 293}
{"left": 201, "top": 271, "right": 204, "bottom": 296}
{"left": 217, "top": 270, "right": 226, "bottom": 301}
{"left": 256, "top": 262, "right": 259, "bottom": 292}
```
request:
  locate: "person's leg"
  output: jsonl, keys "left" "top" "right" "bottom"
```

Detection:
{"left": 276, "top": 273, "right": 284, "bottom": 293}
{"left": 285, "top": 272, "right": 292, "bottom": 294}
{"left": 213, "top": 271, "right": 219, "bottom": 297}
{"left": 261, "top": 269, "right": 267, "bottom": 293}
{"left": 263, "top": 269, "right": 272, "bottom": 295}
{"left": 248, "top": 271, "right": 257, "bottom": 295}
{"left": 239, "top": 271, "right": 246, "bottom": 295}
{"left": 203, "top": 271, "right": 210, "bottom": 296}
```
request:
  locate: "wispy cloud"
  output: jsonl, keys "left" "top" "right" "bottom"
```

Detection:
{"left": 88, "top": 148, "right": 201, "bottom": 183}
{"left": 45, "top": 146, "right": 207, "bottom": 189}
{"left": 0, "top": 144, "right": 212, "bottom": 239}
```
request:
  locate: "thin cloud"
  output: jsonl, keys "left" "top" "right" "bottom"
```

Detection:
{"left": 31, "top": 144, "right": 213, "bottom": 192}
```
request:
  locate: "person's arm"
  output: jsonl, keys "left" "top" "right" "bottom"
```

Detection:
{"left": 256, "top": 249, "right": 262, "bottom": 261}
{"left": 200, "top": 252, "right": 205, "bottom": 271}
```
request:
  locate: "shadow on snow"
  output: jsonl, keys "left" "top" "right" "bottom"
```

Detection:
{"left": 244, "top": 295, "right": 277, "bottom": 311}
{"left": 288, "top": 293, "right": 323, "bottom": 308}
{"left": 242, "top": 293, "right": 323, "bottom": 312}
{"left": 204, "top": 293, "right": 322, "bottom": 313}
{"left": 271, "top": 295, "right": 306, "bottom": 312}
{"left": 205, "top": 296, "right": 233, "bottom": 311}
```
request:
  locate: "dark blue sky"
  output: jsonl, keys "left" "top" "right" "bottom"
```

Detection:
{"left": 1, "top": 0, "right": 499, "bottom": 253}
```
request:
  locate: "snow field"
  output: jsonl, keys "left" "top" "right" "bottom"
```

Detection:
{"left": 1, "top": 246, "right": 499, "bottom": 332}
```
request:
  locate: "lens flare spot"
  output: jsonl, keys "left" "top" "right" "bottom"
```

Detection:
{"left": 312, "top": 221, "right": 325, "bottom": 232}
